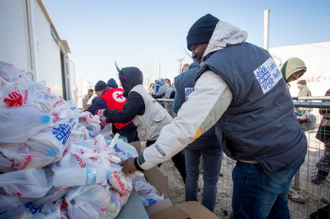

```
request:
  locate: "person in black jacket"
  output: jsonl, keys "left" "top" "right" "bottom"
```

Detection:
{"left": 85, "top": 80, "right": 138, "bottom": 143}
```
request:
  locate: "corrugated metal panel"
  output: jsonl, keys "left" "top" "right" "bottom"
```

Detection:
{"left": 32, "top": 0, "right": 63, "bottom": 97}
{"left": 0, "top": 0, "right": 31, "bottom": 70}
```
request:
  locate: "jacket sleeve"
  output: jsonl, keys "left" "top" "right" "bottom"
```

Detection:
{"left": 172, "top": 91, "right": 180, "bottom": 114}
{"left": 136, "top": 71, "right": 233, "bottom": 170}
{"left": 85, "top": 97, "right": 107, "bottom": 115}
{"left": 103, "top": 91, "right": 144, "bottom": 123}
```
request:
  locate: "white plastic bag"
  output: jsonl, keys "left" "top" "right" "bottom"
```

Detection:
{"left": 0, "top": 168, "right": 51, "bottom": 210}
{"left": 0, "top": 143, "right": 55, "bottom": 170}
{"left": 133, "top": 177, "right": 164, "bottom": 207}
{"left": 65, "top": 185, "right": 109, "bottom": 219}
{"left": 27, "top": 113, "right": 78, "bottom": 158}
{"left": 78, "top": 112, "right": 101, "bottom": 138}
{"left": 108, "top": 168, "right": 133, "bottom": 195}
{"left": 297, "top": 110, "right": 318, "bottom": 131}
{"left": 51, "top": 149, "right": 110, "bottom": 187}
{"left": 105, "top": 188, "right": 129, "bottom": 219}
{"left": 0, "top": 105, "right": 53, "bottom": 143}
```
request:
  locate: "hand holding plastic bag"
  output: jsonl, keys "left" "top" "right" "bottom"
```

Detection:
{"left": 95, "top": 109, "right": 105, "bottom": 117}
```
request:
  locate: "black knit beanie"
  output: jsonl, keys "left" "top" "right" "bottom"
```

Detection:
{"left": 94, "top": 80, "right": 107, "bottom": 91}
{"left": 186, "top": 14, "right": 219, "bottom": 51}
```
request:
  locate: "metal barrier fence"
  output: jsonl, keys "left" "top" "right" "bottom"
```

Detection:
{"left": 157, "top": 97, "right": 330, "bottom": 218}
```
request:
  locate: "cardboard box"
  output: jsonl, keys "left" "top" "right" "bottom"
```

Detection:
{"left": 129, "top": 141, "right": 220, "bottom": 219}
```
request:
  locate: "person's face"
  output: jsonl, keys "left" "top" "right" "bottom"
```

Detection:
{"left": 95, "top": 90, "right": 103, "bottom": 97}
{"left": 287, "top": 71, "right": 303, "bottom": 83}
{"left": 89, "top": 91, "right": 94, "bottom": 96}
{"left": 190, "top": 43, "right": 208, "bottom": 63}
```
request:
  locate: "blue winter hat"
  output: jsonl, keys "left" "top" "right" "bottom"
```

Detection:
{"left": 155, "top": 77, "right": 164, "bottom": 85}
{"left": 186, "top": 14, "right": 219, "bottom": 51}
{"left": 107, "top": 78, "right": 118, "bottom": 88}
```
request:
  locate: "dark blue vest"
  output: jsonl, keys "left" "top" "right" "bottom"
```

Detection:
{"left": 175, "top": 62, "right": 222, "bottom": 150}
{"left": 196, "top": 42, "right": 307, "bottom": 174}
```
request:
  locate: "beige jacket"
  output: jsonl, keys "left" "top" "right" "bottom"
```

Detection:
{"left": 130, "top": 85, "right": 173, "bottom": 142}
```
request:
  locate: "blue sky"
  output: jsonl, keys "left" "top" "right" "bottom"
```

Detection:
{"left": 46, "top": 0, "right": 330, "bottom": 87}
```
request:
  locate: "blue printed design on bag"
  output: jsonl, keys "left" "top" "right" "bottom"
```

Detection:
{"left": 48, "top": 161, "right": 61, "bottom": 169}
{"left": 68, "top": 117, "right": 74, "bottom": 123}
{"left": 86, "top": 167, "right": 97, "bottom": 184}
{"left": 52, "top": 124, "right": 72, "bottom": 145}
{"left": 253, "top": 57, "right": 282, "bottom": 94}
{"left": 70, "top": 107, "right": 76, "bottom": 110}
{"left": 146, "top": 198, "right": 157, "bottom": 205}
{"left": 24, "top": 202, "right": 41, "bottom": 214}
{"left": 113, "top": 144, "right": 133, "bottom": 158}
{"left": 184, "top": 87, "right": 194, "bottom": 100}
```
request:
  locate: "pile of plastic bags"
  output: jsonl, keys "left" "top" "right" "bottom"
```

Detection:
{"left": 0, "top": 61, "right": 163, "bottom": 218}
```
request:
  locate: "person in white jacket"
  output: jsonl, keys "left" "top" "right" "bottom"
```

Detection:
{"left": 121, "top": 14, "right": 307, "bottom": 219}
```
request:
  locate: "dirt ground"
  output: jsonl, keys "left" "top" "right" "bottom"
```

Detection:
{"left": 145, "top": 124, "right": 330, "bottom": 218}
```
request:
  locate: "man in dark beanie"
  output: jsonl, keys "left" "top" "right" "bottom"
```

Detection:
{"left": 94, "top": 80, "right": 107, "bottom": 96}
{"left": 86, "top": 80, "right": 138, "bottom": 143}
{"left": 121, "top": 14, "right": 307, "bottom": 219}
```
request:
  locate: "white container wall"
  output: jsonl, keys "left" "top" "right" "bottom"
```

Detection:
{"left": 0, "top": 0, "right": 76, "bottom": 104}
{"left": 32, "top": 0, "right": 64, "bottom": 97}
{"left": 0, "top": 0, "right": 31, "bottom": 70}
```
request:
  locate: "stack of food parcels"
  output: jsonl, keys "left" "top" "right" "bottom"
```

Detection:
{"left": 0, "top": 61, "right": 164, "bottom": 219}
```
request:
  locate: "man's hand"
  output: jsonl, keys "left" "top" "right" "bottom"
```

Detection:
{"left": 95, "top": 109, "right": 105, "bottom": 117}
{"left": 99, "top": 117, "right": 108, "bottom": 129}
{"left": 121, "top": 158, "right": 138, "bottom": 175}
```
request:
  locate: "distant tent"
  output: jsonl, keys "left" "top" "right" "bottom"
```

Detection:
{"left": 270, "top": 42, "right": 330, "bottom": 97}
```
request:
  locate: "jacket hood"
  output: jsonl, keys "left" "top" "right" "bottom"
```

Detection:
{"left": 107, "top": 78, "right": 118, "bottom": 88}
{"left": 119, "top": 67, "right": 143, "bottom": 97}
{"left": 202, "top": 21, "right": 248, "bottom": 62}
{"left": 281, "top": 57, "right": 307, "bottom": 82}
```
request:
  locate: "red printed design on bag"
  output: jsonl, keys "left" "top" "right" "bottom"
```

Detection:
{"left": 53, "top": 112, "right": 60, "bottom": 121}
{"left": 11, "top": 162, "right": 20, "bottom": 169}
{"left": 53, "top": 100, "right": 64, "bottom": 108}
{"left": 0, "top": 151, "right": 7, "bottom": 158}
{"left": 93, "top": 149, "right": 100, "bottom": 153}
{"left": 0, "top": 188, "right": 6, "bottom": 195}
{"left": 60, "top": 200, "right": 68, "bottom": 211}
{"left": 12, "top": 192, "right": 22, "bottom": 197}
{"left": 54, "top": 187, "right": 71, "bottom": 195}
{"left": 4, "top": 91, "right": 23, "bottom": 108}
{"left": 74, "top": 154, "right": 86, "bottom": 168}
{"left": 20, "top": 156, "right": 32, "bottom": 170}
{"left": 113, "top": 171, "right": 126, "bottom": 192}
{"left": 94, "top": 138, "right": 98, "bottom": 145}
{"left": 24, "top": 89, "right": 28, "bottom": 102}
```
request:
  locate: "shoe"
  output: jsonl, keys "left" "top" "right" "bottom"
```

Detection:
{"left": 288, "top": 191, "right": 306, "bottom": 204}
{"left": 219, "top": 172, "right": 223, "bottom": 177}
{"left": 312, "top": 174, "right": 326, "bottom": 185}
{"left": 316, "top": 157, "right": 330, "bottom": 172}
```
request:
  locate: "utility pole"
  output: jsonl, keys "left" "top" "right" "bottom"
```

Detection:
{"left": 178, "top": 58, "right": 184, "bottom": 73}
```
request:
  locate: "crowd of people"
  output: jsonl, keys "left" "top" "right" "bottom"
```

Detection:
{"left": 81, "top": 13, "right": 329, "bottom": 218}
